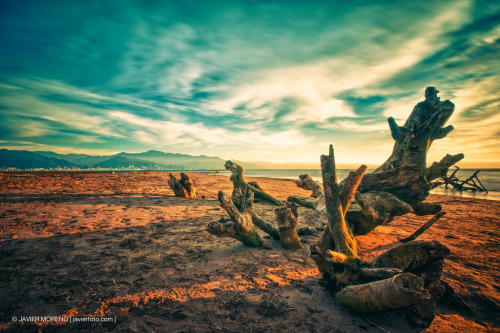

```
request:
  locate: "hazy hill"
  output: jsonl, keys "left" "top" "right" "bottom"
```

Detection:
{"left": 1, "top": 149, "right": 227, "bottom": 170}
{"left": 0, "top": 149, "right": 79, "bottom": 169}
{"left": 0, "top": 148, "right": 326, "bottom": 171}
{"left": 92, "top": 156, "right": 160, "bottom": 169}
{"left": 116, "top": 150, "right": 225, "bottom": 169}
{"left": 36, "top": 151, "right": 113, "bottom": 166}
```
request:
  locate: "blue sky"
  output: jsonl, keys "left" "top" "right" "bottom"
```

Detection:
{"left": 0, "top": 0, "right": 499, "bottom": 167}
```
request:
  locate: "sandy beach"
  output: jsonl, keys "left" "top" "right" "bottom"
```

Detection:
{"left": 0, "top": 171, "right": 498, "bottom": 332}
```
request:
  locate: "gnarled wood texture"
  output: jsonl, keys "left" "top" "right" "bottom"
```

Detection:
{"left": 295, "top": 174, "right": 323, "bottom": 198}
{"left": 224, "top": 160, "right": 283, "bottom": 206}
{"left": 167, "top": 173, "right": 196, "bottom": 198}
{"left": 206, "top": 187, "right": 263, "bottom": 247}
{"left": 275, "top": 202, "right": 302, "bottom": 249}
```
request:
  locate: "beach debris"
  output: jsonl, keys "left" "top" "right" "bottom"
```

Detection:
{"left": 399, "top": 211, "right": 446, "bottom": 243}
{"left": 167, "top": 172, "right": 196, "bottom": 198}
{"left": 207, "top": 184, "right": 304, "bottom": 247}
{"left": 431, "top": 166, "right": 488, "bottom": 192}
{"left": 287, "top": 195, "right": 315, "bottom": 209}
{"left": 224, "top": 160, "right": 283, "bottom": 206}
{"left": 295, "top": 174, "right": 323, "bottom": 198}
{"left": 206, "top": 187, "right": 264, "bottom": 247}
{"left": 311, "top": 146, "right": 450, "bottom": 327}
{"left": 275, "top": 202, "right": 302, "bottom": 249}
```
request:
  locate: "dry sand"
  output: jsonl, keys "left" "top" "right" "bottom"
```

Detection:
{"left": 0, "top": 171, "right": 498, "bottom": 332}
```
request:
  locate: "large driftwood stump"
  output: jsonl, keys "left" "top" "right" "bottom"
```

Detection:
{"left": 311, "top": 146, "right": 449, "bottom": 328}
{"left": 224, "top": 160, "right": 283, "bottom": 206}
{"left": 293, "top": 88, "right": 463, "bottom": 237}
{"left": 168, "top": 173, "right": 196, "bottom": 198}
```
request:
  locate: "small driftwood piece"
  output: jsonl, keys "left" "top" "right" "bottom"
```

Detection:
{"left": 224, "top": 160, "right": 283, "bottom": 206}
{"left": 168, "top": 173, "right": 196, "bottom": 198}
{"left": 433, "top": 166, "right": 488, "bottom": 192}
{"left": 251, "top": 212, "right": 280, "bottom": 240}
{"left": 335, "top": 273, "right": 430, "bottom": 312}
{"left": 275, "top": 202, "right": 302, "bottom": 249}
{"left": 399, "top": 211, "right": 446, "bottom": 243}
{"left": 295, "top": 174, "right": 323, "bottom": 198}
{"left": 206, "top": 187, "right": 263, "bottom": 247}
{"left": 287, "top": 195, "right": 315, "bottom": 209}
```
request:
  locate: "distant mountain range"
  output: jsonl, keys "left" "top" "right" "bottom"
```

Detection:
{"left": 0, "top": 149, "right": 228, "bottom": 171}
{"left": 0, "top": 148, "right": 321, "bottom": 171}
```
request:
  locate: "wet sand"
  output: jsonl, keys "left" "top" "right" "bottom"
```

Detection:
{"left": 0, "top": 171, "right": 498, "bottom": 332}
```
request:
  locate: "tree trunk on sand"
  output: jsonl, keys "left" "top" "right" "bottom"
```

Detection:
{"left": 224, "top": 160, "right": 284, "bottom": 206}
{"left": 275, "top": 202, "right": 302, "bottom": 249}
{"left": 295, "top": 174, "right": 323, "bottom": 198}
{"left": 168, "top": 173, "right": 196, "bottom": 198}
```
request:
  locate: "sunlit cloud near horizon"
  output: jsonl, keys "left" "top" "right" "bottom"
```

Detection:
{"left": 0, "top": 0, "right": 499, "bottom": 167}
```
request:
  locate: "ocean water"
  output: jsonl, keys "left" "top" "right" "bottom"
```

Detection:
{"left": 213, "top": 168, "right": 500, "bottom": 201}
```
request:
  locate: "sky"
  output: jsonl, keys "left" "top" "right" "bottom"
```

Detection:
{"left": 0, "top": 0, "right": 499, "bottom": 167}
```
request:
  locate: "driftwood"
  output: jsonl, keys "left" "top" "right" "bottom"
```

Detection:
{"left": 167, "top": 173, "right": 196, "bottom": 198}
{"left": 311, "top": 146, "right": 450, "bottom": 327}
{"left": 206, "top": 187, "right": 264, "bottom": 247}
{"left": 295, "top": 174, "right": 323, "bottom": 198}
{"left": 206, "top": 182, "right": 282, "bottom": 246}
{"left": 287, "top": 195, "right": 315, "bottom": 209}
{"left": 275, "top": 202, "right": 302, "bottom": 249}
{"left": 399, "top": 212, "right": 446, "bottom": 243}
{"left": 335, "top": 273, "right": 429, "bottom": 312}
{"left": 224, "top": 160, "right": 283, "bottom": 206}
{"left": 431, "top": 166, "right": 488, "bottom": 192}
{"left": 293, "top": 88, "right": 463, "bottom": 238}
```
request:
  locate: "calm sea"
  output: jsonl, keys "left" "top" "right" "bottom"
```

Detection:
{"left": 213, "top": 169, "right": 500, "bottom": 201}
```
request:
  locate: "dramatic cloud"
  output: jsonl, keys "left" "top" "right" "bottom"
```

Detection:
{"left": 0, "top": 0, "right": 498, "bottom": 165}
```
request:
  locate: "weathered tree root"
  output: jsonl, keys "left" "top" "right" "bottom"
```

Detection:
{"left": 206, "top": 188, "right": 263, "bottom": 247}
{"left": 275, "top": 202, "right": 302, "bottom": 249}
{"left": 168, "top": 173, "right": 196, "bottom": 198}
{"left": 224, "top": 160, "right": 283, "bottom": 206}
{"left": 206, "top": 185, "right": 281, "bottom": 246}
{"left": 295, "top": 174, "right": 323, "bottom": 198}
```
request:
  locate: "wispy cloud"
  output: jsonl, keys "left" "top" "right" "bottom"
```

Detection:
{"left": 0, "top": 0, "right": 498, "bottom": 165}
